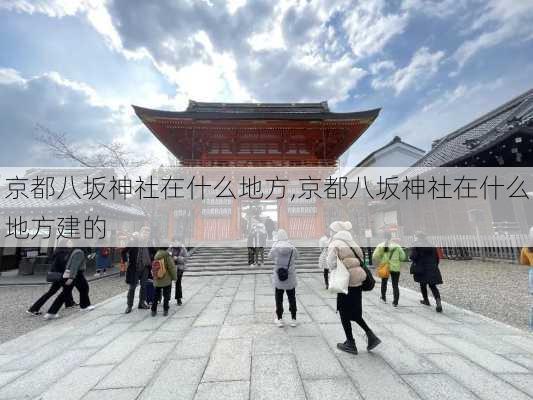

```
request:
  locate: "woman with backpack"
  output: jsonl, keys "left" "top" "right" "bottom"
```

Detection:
{"left": 151, "top": 248, "right": 177, "bottom": 317}
{"left": 410, "top": 231, "right": 443, "bottom": 313}
{"left": 268, "top": 229, "right": 299, "bottom": 327}
{"left": 44, "top": 241, "right": 94, "bottom": 320}
{"left": 27, "top": 240, "right": 76, "bottom": 316}
{"left": 373, "top": 232, "right": 406, "bottom": 306}
{"left": 327, "top": 221, "right": 381, "bottom": 354}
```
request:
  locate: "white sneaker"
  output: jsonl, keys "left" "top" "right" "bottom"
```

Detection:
{"left": 43, "top": 313, "right": 59, "bottom": 320}
{"left": 81, "top": 305, "right": 95, "bottom": 311}
{"left": 274, "top": 317, "right": 284, "bottom": 327}
{"left": 290, "top": 319, "right": 297, "bottom": 327}
{"left": 93, "top": 272, "right": 101, "bottom": 278}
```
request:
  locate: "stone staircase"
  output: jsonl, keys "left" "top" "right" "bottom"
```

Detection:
{"left": 183, "top": 246, "right": 323, "bottom": 276}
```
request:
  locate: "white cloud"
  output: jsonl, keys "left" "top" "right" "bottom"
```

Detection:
{"left": 454, "top": 0, "right": 533, "bottom": 67}
{"left": 372, "top": 47, "right": 445, "bottom": 94}
{"left": 401, "top": 0, "right": 472, "bottom": 18}
{"left": 0, "top": 0, "right": 86, "bottom": 17}
{"left": 370, "top": 60, "right": 395, "bottom": 75}
{"left": 0, "top": 0, "right": 412, "bottom": 105}
{"left": 0, "top": 68, "right": 170, "bottom": 166}
{"left": 343, "top": 0, "right": 409, "bottom": 58}
{"left": 389, "top": 73, "right": 532, "bottom": 150}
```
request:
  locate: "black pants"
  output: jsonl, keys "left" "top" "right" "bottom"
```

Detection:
{"left": 29, "top": 280, "right": 74, "bottom": 312}
{"left": 127, "top": 268, "right": 149, "bottom": 308}
{"left": 175, "top": 269, "right": 184, "bottom": 300}
{"left": 420, "top": 283, "right": 440, "bottom": 301}
{"left": 338, "top": 287, "right": 372, "bottom": 342}
{"left": 381, "top": 271, "right": 400, "bottom": 304}
{"left": 152, "top": 285, "right": 171, "bottom": 312}
{"left": 248, "top": 247, "right": 255, "bottom": 265}
{"left": 254, "top": 247, "right": 264, "bottom": 265}
{"left": 48, "top": 272, "right": 90, "bottom": 314}
{"left": 323, "top": 269, "right": 329, "bottom": 288}
{"left": 275, "top": 288, "right": 297, "bottom": 319}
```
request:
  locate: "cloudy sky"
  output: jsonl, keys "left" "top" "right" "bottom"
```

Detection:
{"left": 1, "top": 0, "right": 533, "bottom": 167}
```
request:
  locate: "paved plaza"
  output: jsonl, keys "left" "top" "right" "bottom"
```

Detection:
{"left": 0, "top": 273, "right": 532, "bottom": 400}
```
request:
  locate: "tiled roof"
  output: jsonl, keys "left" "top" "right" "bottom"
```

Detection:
{"left": 356, "top": 136, "right": 425, "bottom": 167}
{"left": 186, "top": 100, "right": 330, "bottom": 113}
{"left": 132, "top": 102, "right": 381, "bottom": 121}
{"left": 412, "top": 88, "right": 533, "bottom": 167}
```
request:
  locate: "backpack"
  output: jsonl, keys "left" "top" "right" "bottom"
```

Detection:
{"left": 276, "top": 249, "right": 293, "bottom": 282}
{"left": 342, "top": 241, "right": 375, "bottom": 292}
{"left": 151, "top": 258, "right": 167, "bottom": 280}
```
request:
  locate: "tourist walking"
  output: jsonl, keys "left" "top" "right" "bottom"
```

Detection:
{"left": 247, "top": 223, "right": 256, "bottom": 267}
{"left": 27, "top": 240, "right": 76, "bottom": 316}
{"left": 151, "top": 248, "right": 177, "bottom": 317}
{"left": 410, "top": 231, "right": 443, "bottom": 313}
{"left": 319, "top": 232, "right": 330, "bottom": 289}
{"left": 169, "top": 238, "right": 188, "bottom": 305}
{"left": 254, "top": 222, "right": 267, "bottom": 266}
{"left": 264, "top": 216, "right": 275, "bottom": 240}
{"left": 121, "top": 226, "right": 155, "bottom": 314}
{"left": 373, "top": 232, "right": 405, "bottom": 306}
{"left": 94, "top": 247, "right": 111, "bottom": 277}
{"left": 268, "top": 229, "right": 299, "bottom": 327}
{"left": 44, "top": 241, "right": 94, "bottom": 319}
{"left": 327, "top": 221, "right": 381, "bottom": 354}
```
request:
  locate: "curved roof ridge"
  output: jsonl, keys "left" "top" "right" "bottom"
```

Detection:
{"left": 432, "top": 87, "right": 533, "bottom": 149}
{"left": 412, "top": 87, "right": 533, "bottom": 167}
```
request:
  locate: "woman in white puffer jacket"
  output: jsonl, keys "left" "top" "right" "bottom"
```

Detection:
{"left": 327, "top": 221, "right": 381, "bottom": 355}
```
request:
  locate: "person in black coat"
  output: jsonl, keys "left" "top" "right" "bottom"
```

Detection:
{"left": 409, "top": 232, "right": 443, "bottom": 313}
{"left": 27, "top": 241, "right": 76, "bottom": 315}
{"left": 264, "top": 216, "right": 275, "bottom": 240}
{"left": 121, "top": 226, "right": 156, "bottom": 314}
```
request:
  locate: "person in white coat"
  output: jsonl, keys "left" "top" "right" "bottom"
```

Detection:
{"left": 269, "top": 229, "right": 299, "bottom": 327}
{"left": 327, "top": 221, "right": 381, "bottom": 354}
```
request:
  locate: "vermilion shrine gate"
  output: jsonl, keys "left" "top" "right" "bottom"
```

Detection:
{"left": 134, "top": 101, "right": 379, "bottom": 242}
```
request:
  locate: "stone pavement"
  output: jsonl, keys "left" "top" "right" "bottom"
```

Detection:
{"left": 0, "top": 273, "right": 532, "bottom": 400}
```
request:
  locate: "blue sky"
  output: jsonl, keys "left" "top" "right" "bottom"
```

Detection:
{"left": 1, "top": 0, "right": 533, "bottom": 167}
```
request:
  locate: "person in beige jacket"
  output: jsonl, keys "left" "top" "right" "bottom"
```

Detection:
{"left": 327, "top": 221, "right": 381, "bottom": 354}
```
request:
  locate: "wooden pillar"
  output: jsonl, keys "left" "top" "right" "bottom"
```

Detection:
{"left": 315, "top": 198, "right": 325, "bottom": 238}
{"left": 193, "top": 204, "right": 203, "bottom": 241}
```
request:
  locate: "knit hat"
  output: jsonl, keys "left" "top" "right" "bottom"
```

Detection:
{"left": 329, "top": 221, "right": 352, "bottom": 232}
{"left": 276, "top": 229, "right": 289, "bottom": 241}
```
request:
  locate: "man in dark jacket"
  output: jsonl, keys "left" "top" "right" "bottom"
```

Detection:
{"left": 121, "top": 226, "right": 155, "bottom": 314}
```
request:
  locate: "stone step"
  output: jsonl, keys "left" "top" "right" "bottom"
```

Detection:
{"left": 186, "top": 263, "right": 319, "bottom": 270}
{"left": 186, "top": 256, "right": 320, "bottom": 263}
{"left": 191, "top": 250, "right": 323, "bottom": 257}
{"left": 183, "top": 246, "right": 323, "bottom": 276}
{"left": 184, "top": 268, "right": 321, "bottom": 277}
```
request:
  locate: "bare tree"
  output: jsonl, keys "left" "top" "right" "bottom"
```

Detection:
{"left": 34, "top": 124, "right": 152, "bottom": 174}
